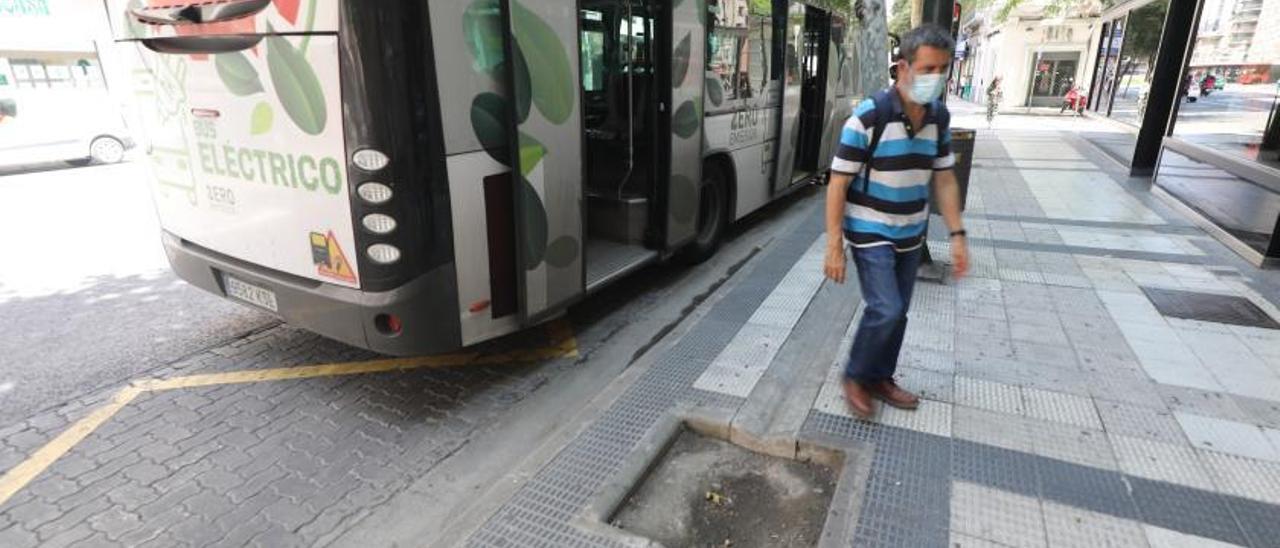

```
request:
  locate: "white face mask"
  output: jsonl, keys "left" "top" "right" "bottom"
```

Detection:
{"left": 907, "top": 70, "right": 947, "bottom": 104}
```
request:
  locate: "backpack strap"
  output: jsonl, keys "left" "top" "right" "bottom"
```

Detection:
{"left": 857, "top": 90, "right": 893, "bottom": 196}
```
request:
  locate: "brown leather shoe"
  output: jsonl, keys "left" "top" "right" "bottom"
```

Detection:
{"left": 842, "top": 379, "right": 875, "bottom": 418}
{"left": 870, "top": 380, "right": 920, "bottom": 410}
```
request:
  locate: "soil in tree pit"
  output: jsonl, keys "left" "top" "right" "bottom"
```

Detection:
{"left": 611, "top": 430, "right": 837, "bottom": 547}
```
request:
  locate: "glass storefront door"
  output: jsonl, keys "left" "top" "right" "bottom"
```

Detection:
{"left": 1027, "top": 52, "right": 1079, "bottom": 107}
{"left": 1095, "top": 17, "right": 1125, "bottom": 115}
{"left": 1110, "top": 0, "right": 1170, "bottom": 125}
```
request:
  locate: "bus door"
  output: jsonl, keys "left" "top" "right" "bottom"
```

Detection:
{"left": 794, "top": 7, "right": 831, "bottom": 177}
{"left": 771, "top": 1, "right": 806, "bottom": 192}
{"left": 664, "top": 0, "right": 705, "bottom": 248}
{"left": 815, "top": 15, "right": 847, "bottom": 169}
{"left": 501, "top": 0, "right": 586, "bottom": 320}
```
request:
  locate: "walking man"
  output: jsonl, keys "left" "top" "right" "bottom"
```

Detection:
{"left": 823, "top": 25, "right": 969, "bottom": 418}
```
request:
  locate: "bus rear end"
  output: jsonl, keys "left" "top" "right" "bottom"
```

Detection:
{"left": 106, "top": 1, "right": 461, "bottom": 355}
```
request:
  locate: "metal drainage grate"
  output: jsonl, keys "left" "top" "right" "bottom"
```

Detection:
{"left": 1140, "top": 287, "right": 1280, "bottom": 330}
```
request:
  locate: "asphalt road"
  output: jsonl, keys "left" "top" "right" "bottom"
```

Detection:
{"left": 0, "top": 160, "right": 274, "bottom": 426}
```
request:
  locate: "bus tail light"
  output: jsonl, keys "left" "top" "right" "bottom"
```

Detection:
{"left": 362, "top": 213, "right": 397, "bottom": 234}
{"left": 375, "top": 313, "right": 402, "bottom": 335}
{"left": 367, "top": 244, "right": 402, "bottom": 265}
{"left": 357, "top": 182, "right": 393, "bottom": 204}
{"left": 352, "top": 149, "right": 390, "bottom": 172}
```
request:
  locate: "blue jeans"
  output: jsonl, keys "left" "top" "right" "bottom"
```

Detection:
{"left": 844, "top": 244, "right": 923, "bottom": 384}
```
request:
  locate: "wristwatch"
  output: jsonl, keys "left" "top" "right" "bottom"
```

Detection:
{"left": 949, "top": 229, "right": 967, "bottom": 239}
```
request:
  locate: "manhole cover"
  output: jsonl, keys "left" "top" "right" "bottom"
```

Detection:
{"left": 611, "top": 429, "right": 836, "bottom": 547}
{"left": 1140, "top": 287, "right": 1280, "bottom": 330}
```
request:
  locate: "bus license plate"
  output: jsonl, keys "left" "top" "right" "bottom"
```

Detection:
{"left": 224, "top": 275, "right": 278, "bottom": 312}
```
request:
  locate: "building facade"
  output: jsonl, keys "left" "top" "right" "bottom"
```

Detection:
{"left": 0, "top": 0, "right": 115, "bottom": 93}
{"left": 958, "top": 2, "right": 1103, "bottom": 110}
{"left": 1082, "top": 0, "right": 1280, "bottom": 265}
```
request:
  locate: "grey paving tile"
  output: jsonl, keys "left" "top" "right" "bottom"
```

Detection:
{"left": 949, "top": 531, "right": 1016, "bottom": 548}
{"left": 1197, "top": 450, "right": 1280, "bottom": 505}
{"left": 1041, "top": 501, "right": 1148, "bottom": 548}
{"left": 1014, "top": 341, "right": 1079, "bottom": 368}
{"left": 1028, "top": 419, "right": 1118, "bottom": 471}
{"left": 955, "top": 377, "right": 1024, "bottom": 415}
{"left": 951, "top": 439, "right": 1040, "bottom": 496}
{"left": 1087, "top": 373, "right": 1168, "bottom": 410}
{"left": 1232, "top": 395, "right": 1280, "bottom": 429}
{"left": 895, "top": 366, "right": 955, "bottom": 403}
{"left": 1037, "top": 459, "right": 1138, "bottom": 520}
{"left": 1007, "top": 307, "right": 1063, "bottom": 329}
{"left": 1096, "top": 401, "right": 1186, "bottom": 444}
{"left": 1129, "top": 479, "right": 1250, "bottom": 547}
{"left": 953, "top": 405, "right": 1036, "bottom": 453}
{"left": 898, "top": 346, "right": 957, "bottom": 374}
{"left": 1110, "top": 435, "right": 1216, "bottom": 490}
{"left": 1156, "top": 385, "right": 1251, "bottom": 424}
{"left": 1023, "top": 388, "right": 1102, "bottom": 430}
{"left": 1174, "top": 413, "right": 1280, "bottom": 462}
{"left": 1228, "top": 496, "right": 1280, "bottom": 548}
{"left": 951, "top": 481, "right": 1046, "bottom": 548}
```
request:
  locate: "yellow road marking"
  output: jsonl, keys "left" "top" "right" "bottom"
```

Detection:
{"left": 0, "top": 386, "right": 143, "bottom": 505}
{"left": 139, "top": 353, "right": 480, "bottom": 391}
{"left": 0, "top": 321, "right": 578, "bottom": 506}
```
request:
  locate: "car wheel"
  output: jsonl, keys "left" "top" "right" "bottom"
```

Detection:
{"left": 678, "top": 162, "right": 728, "bottom": 264}
{"left": 89, "top": 136, "right": 126, "bottom": 164}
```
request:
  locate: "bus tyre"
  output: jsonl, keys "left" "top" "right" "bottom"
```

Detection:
{"left": 678, "top": 163, "right": 728, "bottom": 264}
{"left": 89, "top": 137, "right": 126, "bottom": 165}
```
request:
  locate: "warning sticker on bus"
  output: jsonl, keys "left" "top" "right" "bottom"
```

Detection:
{"left": 310, "top": 231, "right": 356, "bottom": 284}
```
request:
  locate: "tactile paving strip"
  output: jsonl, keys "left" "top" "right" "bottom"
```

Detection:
{"left": 466, "top": 207, "right": 823, "bottom": 547}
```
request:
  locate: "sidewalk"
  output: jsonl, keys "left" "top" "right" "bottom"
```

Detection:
{"left": 440, "top": 114, "right": 1280, "bottom": 547}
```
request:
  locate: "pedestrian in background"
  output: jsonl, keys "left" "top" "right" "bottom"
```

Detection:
{"left": 986, "top": 77, "right": 1002, "bottom": 128}
{"left": 823, "top": 24, "right": 970, "bottom": 419}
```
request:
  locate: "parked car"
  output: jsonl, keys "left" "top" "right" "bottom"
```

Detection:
{"left": 0, "top": 90, "right": 135, "bottom": 169}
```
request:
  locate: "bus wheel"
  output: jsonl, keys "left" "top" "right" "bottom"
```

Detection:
{"left": 89, "top": 137, "right": 126, "bottom": 165}
{"left": 678, "top": 163, "right": 728, "bottom": 264}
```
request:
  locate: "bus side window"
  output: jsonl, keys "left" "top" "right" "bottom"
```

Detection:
{"left": 747, "top": 4, "right": 772, "bottom": 99}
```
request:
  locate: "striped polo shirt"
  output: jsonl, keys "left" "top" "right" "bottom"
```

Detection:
{"left": 831, "top": 87, "right": 955, "bottom": 252}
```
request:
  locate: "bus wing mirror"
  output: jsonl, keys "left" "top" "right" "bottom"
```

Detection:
{"left": 142, "top": 36, "right": 264, "bottom": 55}
{"left": 129, "top": 0, "right": 271, "bottom": 26}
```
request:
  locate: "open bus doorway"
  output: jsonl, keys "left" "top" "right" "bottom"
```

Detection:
{"left": 580, "top": 0, "right": 663, "bottom": 290}
{"left": 794, "top": 6, "right": 831, "bottom": 177}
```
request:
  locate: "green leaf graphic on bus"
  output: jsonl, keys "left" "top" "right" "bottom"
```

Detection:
{"left": 251, "top": 102, "right": 274, "bottom": 135}
{"left": 215, "top": 52, "right": 265, "bottom": 97}
{"left": 672, "top": 33, "right": 691, "bottom": 88}
{"left": 471, "top": 92, "right": 510, "bottom": 164}
{"left": 672, "top": 100, "right": 700, "bottom": 139}
{"left": 510, "top": 0, "right": 574, "bottom": 125}
{"left": 519, "top": 132, "right": 545, "bottom": 177}
{"left": 267, "top": 33, "right": 327, "bottom": 135}
{"left": 512, "top": 44, "right": 533, "bottom": 124}
{"left": 463, "top": 0, "right": 505, "bottom": 75}
{"left": 706, "top": 78, "right": 724, "bottom": 107}
{"left": 518, "top": 177, "right": 549, "bottom": 269}
{"left": 546, "top": 236, "right": 580, "bottom": 268}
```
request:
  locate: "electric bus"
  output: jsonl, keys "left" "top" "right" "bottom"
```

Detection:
{"left": 105, "top": 0, "right": 862, "bottom": 355}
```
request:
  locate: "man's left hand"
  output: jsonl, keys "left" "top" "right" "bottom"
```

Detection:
{"left": 951, "top": 237, "right": 970, "bottom": 279}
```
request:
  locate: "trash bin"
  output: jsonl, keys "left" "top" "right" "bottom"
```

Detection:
{"left": 920, "top": 128, "right": 976, "bottom": 273}
{"left": 930, "top": 127, "right": 975, "bottom": 212}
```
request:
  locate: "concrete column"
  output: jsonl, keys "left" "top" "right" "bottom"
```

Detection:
{"left": 1130, "top": 0, "right": 1201, "bottom": 177}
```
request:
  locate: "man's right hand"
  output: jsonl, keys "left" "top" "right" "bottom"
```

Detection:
{"left": 824, "top": 243, "right": 847, "bottom": 284}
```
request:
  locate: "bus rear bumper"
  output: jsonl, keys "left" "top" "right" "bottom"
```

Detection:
{"left": 161, "top": 232, "right": 463, "bottom": 357}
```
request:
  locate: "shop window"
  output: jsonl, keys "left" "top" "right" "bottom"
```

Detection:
{"left": 1109, "top": 0, "right": 1169, "bottom": 125}
{"left": 1172, "top": 0, "right": 1280, "bottom": 170}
